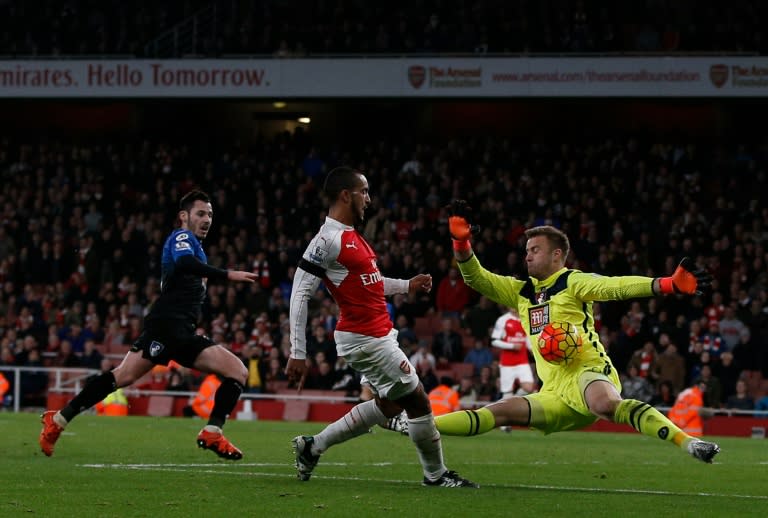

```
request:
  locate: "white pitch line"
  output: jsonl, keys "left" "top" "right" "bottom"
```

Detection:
{"left": 78, "top": 462, "right": 380, "bottom": 469}
{"left": 79, "top": 468, "right": 340, "bottom": 469}
{"left": 79, "top": 463, "right": 768, "bottom": 500}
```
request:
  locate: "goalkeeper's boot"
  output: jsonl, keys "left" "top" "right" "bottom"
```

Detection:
{"left": 381, "top": 411, "right": 409, "bottom": 435}
{"left": 197, "top": 426, "right": 243, "bottom": 460}
{"left": 687, "top": 439, "right": 720, "bottom": 463}
{"left": 39, "top": 410, "right": 65, "bottom": 457}
{"left": 292, "top": 435, "right": 320, "bottom": 481}
{"left": 423, "top": 470, "right": 479, "bottom": 488}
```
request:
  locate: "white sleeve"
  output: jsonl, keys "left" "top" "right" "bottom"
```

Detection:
{"left": 289, "top": 267, "right": 323, "bottom": 360}
{"left": 490, "top": 315, "right": 517, "bottom": 350}
{"left": 383, "top": 277, "right": 409, "bottom": 296}
{"left": 492, "top": 339, "right": 518, "bottom": 350}
{"left": 290, "top": 229, "right": 335, "bottom": 360}
{"left": 510, "top": 334, "right": 529, "bottom": 350}
{"left": 490, "top": 315, "right": 506, "bottom": 341}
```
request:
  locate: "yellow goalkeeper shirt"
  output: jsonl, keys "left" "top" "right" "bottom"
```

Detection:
{"left": 457, "top": 254, "right": 655, "bottom": 387}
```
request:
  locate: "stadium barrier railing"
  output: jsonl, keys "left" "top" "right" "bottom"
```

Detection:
{"left": 2, "top": 366, "right": 766, "bottom": 435}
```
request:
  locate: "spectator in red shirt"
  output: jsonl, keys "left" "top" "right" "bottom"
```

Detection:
{"left": 703, "top": 292, "right": 725, "bottom": 326}
{"left": 435, "top": 267, "right": 471, "bottom": 317}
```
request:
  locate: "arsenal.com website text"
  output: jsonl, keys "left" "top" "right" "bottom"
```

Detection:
{"left": 492, "top": 69, "right": 700, "bottom": 83}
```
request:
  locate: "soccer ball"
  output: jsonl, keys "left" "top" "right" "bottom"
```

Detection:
{"left": 537, "top": 322, "right": 582, "bottom": 365}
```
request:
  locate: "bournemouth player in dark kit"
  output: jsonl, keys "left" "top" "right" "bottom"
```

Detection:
{"left": 39, "top": 190, "right": 258, "bottom": 459}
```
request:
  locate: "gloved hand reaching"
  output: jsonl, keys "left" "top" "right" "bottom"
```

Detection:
{"left": 657, "top": 257, "right": 712, "bottom": 295}
{"left": 448, "top": 200, "right": 480, "bottom": 241}
{"left": 447, "top": 200, "right": 480, "bottom": 252}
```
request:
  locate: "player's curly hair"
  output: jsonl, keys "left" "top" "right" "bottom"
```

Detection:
{"left": 179, "top": 189, "right": 211, "bottom": 212}
{"left": 323, "top": 166, "right": 363, "bottom": 202}
{"left": 525, "top": 225, "right": 570, "bottom": 258}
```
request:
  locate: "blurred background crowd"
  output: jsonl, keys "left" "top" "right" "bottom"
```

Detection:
{"left": 1, "top": 130, "right": 766, "bottom": 412}
{"left": 0, "top": 0, "right": 767, "bottom": 415}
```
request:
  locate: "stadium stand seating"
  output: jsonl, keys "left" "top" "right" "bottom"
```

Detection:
{"left": 1, "top": 1, "right": 767, "bottom": 423}
{"left": 2, "top": 1, "right": 767, "bottom": 57}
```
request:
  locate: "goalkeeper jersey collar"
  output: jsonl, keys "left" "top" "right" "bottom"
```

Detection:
{"left": 531, "top": 267, "right": 569, "bottom": 288}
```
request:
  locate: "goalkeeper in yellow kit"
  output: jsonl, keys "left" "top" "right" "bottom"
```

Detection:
{"left": 435, "top": 200, "right": 720, "bottom": 463}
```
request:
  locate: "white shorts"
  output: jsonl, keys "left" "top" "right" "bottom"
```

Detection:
{"left": 336, "top": 328, "right": 419, "bottom": 401}
{"left": 499, "top": 363, "right": 534, "bottom": 393}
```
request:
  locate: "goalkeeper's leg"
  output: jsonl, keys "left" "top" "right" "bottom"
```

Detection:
{"left": 587, "top": 380, "right": 720, "bottom": 462}
{"left": 612, "top": 398, "right": 690, "bottom": 445}
{"left": 585, "top": 379, "right": 687, "bottom": 444}
{"left": 435, "top": 397, "right": 530, "bottom": 436}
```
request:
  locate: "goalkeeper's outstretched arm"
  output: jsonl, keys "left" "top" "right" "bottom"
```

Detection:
{"left": 448, "top": 199, "right": 478, "bottom": 262}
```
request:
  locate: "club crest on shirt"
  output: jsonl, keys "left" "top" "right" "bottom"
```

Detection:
{"left": 149, "top": 340, "right": 165, "bottom": 357}
{"left": 399, "top": 360, "right": 411, "bottom": 375}
{"left": 528, "top": 304, "right": 550, "bottom": 335}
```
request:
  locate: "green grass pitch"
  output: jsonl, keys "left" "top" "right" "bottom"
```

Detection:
{"left": 2, "top": 412, "right": 766, "bottom": 517}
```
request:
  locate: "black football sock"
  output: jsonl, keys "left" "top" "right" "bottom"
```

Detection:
{"left": 207, "top": 378, "right": 243, "bottom": 429}
{"left": 60, "top": 372, "right": 117, "bottom": 422}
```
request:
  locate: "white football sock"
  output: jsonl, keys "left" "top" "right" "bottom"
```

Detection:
{"left": 53, "top": 412, "right": 68, "bottom": 428}
{"left": 312, "top": 399, "right": 387, "bottom": 454}
{"left": 408, "top": 413, "right": 446, "bottom": 481}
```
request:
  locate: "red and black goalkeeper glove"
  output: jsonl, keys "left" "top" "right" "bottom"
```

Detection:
{"left": 657, "top": 257, "right": 712, "bottom": 295}
{"left": 447, "top": 200, "right": 480, "bottom": 252}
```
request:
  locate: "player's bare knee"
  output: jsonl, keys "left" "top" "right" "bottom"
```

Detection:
{"left": 396, "top": 389, "right": 431, "bottom": 418}
{"left": 487, "top": 397, "right": 528, "bottom": 425}
{"left": 406, "top": 405, "right": 431, "bottom": 418}
{"left": 112, "top": 369, "right": 137, "bottom": 387}
{"left": 374, "top": 396, "right": 403, "bottom": 418}
{"left": 590, "top": 398, "right": 620, "bottom": 420}
{"left": 232, "top": 364, "right": 247, "bottom": 385}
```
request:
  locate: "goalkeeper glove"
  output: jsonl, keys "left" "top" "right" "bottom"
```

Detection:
{"left": 657, "top": 257, "right": 712, "bottom": 295}
{"left": 448, "top": 200, "right": 479, "bottom": 252}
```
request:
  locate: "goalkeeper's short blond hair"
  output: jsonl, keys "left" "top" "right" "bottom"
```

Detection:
{"left": 525, "top": 225, "right": 570, "bottom": 258}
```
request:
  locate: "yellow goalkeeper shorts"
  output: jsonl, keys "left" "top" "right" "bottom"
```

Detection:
{"left": 525, "top": 361, "right": 621, "bottom": 435}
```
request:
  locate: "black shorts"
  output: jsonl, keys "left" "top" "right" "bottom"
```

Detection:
{"left": 131, "top": 319, "right": 215, "bottom": 368}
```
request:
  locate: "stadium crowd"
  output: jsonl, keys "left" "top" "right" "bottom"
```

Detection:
{"left": 1, "top": 0, "right": 767, "bottom": 57}
{"left": 0, "top": 130, "right": 766, "bottom": 413}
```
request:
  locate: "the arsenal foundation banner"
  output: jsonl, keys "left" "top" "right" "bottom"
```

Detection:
{"left": 1, "top": 57, "right": 766, "bottom": 98}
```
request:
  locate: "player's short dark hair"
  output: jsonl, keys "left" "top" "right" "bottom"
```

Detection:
{"left": 525, "top": 225, "right": 570, "bottom": 258}
{"left": 179, "top": 190, "right": 211, "bottom": 212}
{"left": 323, "top": 166, "right": 362, "bottom": 202}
